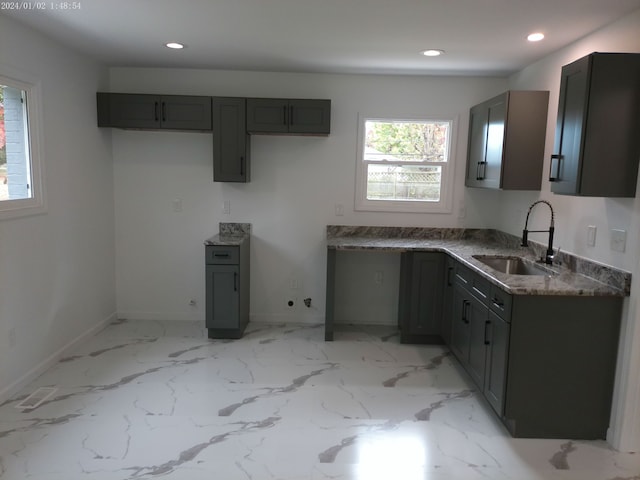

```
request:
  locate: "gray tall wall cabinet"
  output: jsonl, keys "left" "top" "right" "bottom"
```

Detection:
{"left": 550, "top": 52, "right": 640, "bottom": 197}
{"left": 465, "top": 90, "right": 549, "bottom": 190}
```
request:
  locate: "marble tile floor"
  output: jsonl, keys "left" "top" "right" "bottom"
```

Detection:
{"left": 0, "top": 320, "right": 638, "bottom": 480}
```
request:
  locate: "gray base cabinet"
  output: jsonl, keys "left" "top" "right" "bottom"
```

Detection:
{"left": 205, "top": 242, "right": 250, "bottom": 339}
{"left": 465, "top": 90, "right": 549, "bottom": 190}
{"left": 447, "top": 258, "right": 622, "bottom": 439}
{"left": 212, "top": 97, "right": 250, "bottom": 182}
{"left": 97, "top": 93, "right": 212, "bottom": 130}
{"left": 550, "top": 53, "right": 640, "bottom": 197}
{"left": 398, "top": 252, "right": 444, "bottom": 344}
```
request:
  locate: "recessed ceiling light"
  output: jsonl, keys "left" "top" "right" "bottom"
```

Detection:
{"left": 527, "top": 32, "right": 545, "bottom": 42}
{"left": 422, "top": 49, "right": 444, "bottom": 57}
{"left": 165, "top": 42, "right": 185, "bottom": 49}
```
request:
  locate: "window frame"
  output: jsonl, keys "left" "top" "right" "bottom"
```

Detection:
{"left": 0, "top": 67, "right": 46, "bottom": 220}
{"left": 354, "top": 113, "right": 456, "bottom": 214}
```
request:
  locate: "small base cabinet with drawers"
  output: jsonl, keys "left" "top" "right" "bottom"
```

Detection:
{"left": 205, "top": 241, "right": 250, "bottom": 339}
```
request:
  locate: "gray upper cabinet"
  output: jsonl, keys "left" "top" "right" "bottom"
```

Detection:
{"left": 550, "top": 53, "right": 640, "bottom": 197}
{"left": 246, "top": 98, "right": 331, "bottom": 135}
{"left": 97, "top": 93, "right": 212, "bottom": 131}
{"left": 212, "top": 97, "right": 250, "bottom": 183}
{"left": 465, "top": 90, "right": 549, "bottom": 190}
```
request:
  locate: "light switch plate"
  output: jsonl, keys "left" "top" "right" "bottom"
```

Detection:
{"left": 611, "top": 229, "right": 627, "bottom": 253}
{"left": 222, "top": 200, "right": 231, "bottom": 215}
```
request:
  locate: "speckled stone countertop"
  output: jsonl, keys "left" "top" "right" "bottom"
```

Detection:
{"left": 204, "top": 223, "right": 251, "bottom": 246}
{"left": 327, "top": 226, "right": 631, "bottom": 297}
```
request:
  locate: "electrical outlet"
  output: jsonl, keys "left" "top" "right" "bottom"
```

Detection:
{"left": 587, "top": 225, "right": 597, "bottom": 247}
{"left": 335, "top": 204, "right": 344, "bottom": 216}
{"left": 374, "top": 271, "right": 384, "bottom": 285}
{"left": 171, "top": 198, "right": 183, "bottom": 213}
{"left": 222, "top": 200, "right": 231, "bottom": 215}
{"left": 611, "top": 229, "right": 627, "bottom": 253}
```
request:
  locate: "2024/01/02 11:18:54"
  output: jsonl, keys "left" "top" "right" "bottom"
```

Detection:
{"left": 0, "top": 2, "right": 81, "bottom": 9}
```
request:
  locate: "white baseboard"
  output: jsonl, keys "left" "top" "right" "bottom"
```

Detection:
{"left": 116, "top": 310, "right": 204, "bottom": 322}
{"left": 250, "top": 313, "right": 324, "bottom": 325}
{"left": 0, "top": 312, "right": 117, "bottom": 404}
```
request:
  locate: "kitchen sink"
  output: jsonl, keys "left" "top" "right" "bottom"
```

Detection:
{"left": 472, "top": 255, "right": 553, "bottom": 276}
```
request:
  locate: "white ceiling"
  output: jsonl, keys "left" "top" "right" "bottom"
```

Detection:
{"left": 5, "top": 0, "right": 640, "bottom": 76}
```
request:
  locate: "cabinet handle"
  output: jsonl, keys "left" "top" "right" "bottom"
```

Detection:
{"left": 476, "top": 161, "right": 486, "bottom": 180}
{"left": 484, "top": 320, "right": 491, "bottom": 345}
{"left": 492, "top": 297, "right": 504, "bottom": 309}
{"left": 234, "top": 272, "right": 238, "bottom": 292}
{"left": 240, "top": 156, "right": 244, "bottom": 176}
{"left": 462, "top": 300, "right": 470, "bottom": 324}
{"left": 162, "top": 102, "right": 166, "bottom": 122}
{"left": 154, "top": 102, "right": 159, "bottom": 122}
{"left": 549, "top": 154, "right": 561, "bottom": 182}
{"left": 214, "top": 253, "right": 230, "bottom": 258}
{"left": 447, "top": 266, "right": 454, "bottom": 286}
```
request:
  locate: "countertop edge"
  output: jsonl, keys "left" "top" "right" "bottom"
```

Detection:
{"left": 327, "top": 237, "right": 628, "bottom": 298}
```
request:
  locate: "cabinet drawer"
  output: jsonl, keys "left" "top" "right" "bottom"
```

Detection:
{"left": 489, "top": 285, "right": 512, "bottom": 322}
{"left": 206, "top": 246, "right": 239, "bottom": 264}
{"left": 455, "top": 263, "right": 490, "bottom": 301}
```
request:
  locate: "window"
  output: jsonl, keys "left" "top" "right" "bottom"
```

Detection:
{"left": 0, "top": 70, "right": 45, "bottom": 219}
{"left": 355, "top": 115, "right": 455, "bottom": 213}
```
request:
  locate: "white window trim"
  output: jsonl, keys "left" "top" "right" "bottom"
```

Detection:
{"left": 354, "top": 113, "right": 457, "bottom": 214}
{"left": 0, "top": 65, "right": 47, "bottom": 220}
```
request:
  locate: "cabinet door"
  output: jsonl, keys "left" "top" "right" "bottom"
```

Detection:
{"left": 100, "top": 93, "right": 161, "bottom": 129}
{"left": 289, "top": 99, "right": 331, "bottom": 134}
{"left": 246, "top": 98, "right": 288, "bottom": 133}
{"left": 465, "top": 104, "right": 488, "bottom": 188}
{"left": 451, "top": 284, "right": 471, "bottom": 363}
{"left": 550, "top": 55, "right": 589, "bottom": 195}
{"left": 213, "top": 97, "right": 249, "bottom": 182}
{"left": 206, "top": 265, "right": 240, "bottom": 330}
{"left": 441, "top": 257, "right": 456, "bottom": 345}
{"left": 482, "top": 97, "right": 506, "bottom": 189}
{"left": 407, "top": 252, "right": 444, "bottom": 335}
{"left": 484, "top": 310, "right": 510, "bottom": 415}
{"left": 467, "top": 292, "right": 489, "bottom": 387}
{"left": 160, "top": 96, "right": 212, "bottom": 130}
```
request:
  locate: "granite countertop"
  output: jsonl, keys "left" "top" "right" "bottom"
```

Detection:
{"left": 204, "top": 222, "right": 251, "bottom": 246}
{"left": 327, "top": 226, "right": 631, "bottom": 297}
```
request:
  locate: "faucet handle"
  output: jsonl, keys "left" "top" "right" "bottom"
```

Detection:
{"left": 548, "top": 246, "right": 562, "bottom": 265}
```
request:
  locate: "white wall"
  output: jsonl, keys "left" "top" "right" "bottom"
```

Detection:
{"left": 502, "top": 9, "right": 640, "bottom": 452}
{"left": 110, "top": 69, "right": 505, "bottom": 324}
{"left": 0, "top": 14, "right": 116, "bottom": 399}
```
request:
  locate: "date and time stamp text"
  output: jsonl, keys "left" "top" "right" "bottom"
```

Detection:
{"left": 1, "top": 2, "right": 81, "bottom": 10}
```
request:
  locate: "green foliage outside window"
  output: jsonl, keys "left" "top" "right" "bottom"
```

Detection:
{"left": 365, "top": 120, "right": 449, "bottom": 162}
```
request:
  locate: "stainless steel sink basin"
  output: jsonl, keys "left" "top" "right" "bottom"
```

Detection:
{"left": 472, "top": 255, "right": 553, "bottom": 276}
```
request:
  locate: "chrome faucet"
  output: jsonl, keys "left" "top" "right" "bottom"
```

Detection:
{"left": 521, "top": 200, "right": 555, "bottom": 265}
